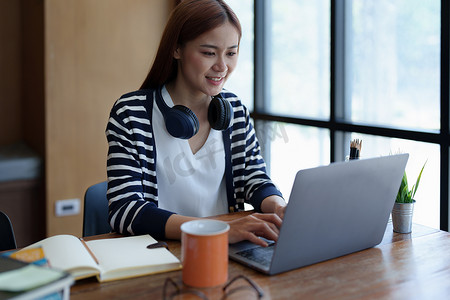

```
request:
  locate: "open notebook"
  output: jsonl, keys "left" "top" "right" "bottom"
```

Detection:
{"left": 19, "top": 234, "right": 181, "bottom": 282}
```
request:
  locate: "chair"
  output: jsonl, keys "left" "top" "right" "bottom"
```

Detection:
{"left": 83, "top": 181, "right": 111, "bottom": 237}
{"left": 0, "top": 211, "right": 17, "bottom": 251}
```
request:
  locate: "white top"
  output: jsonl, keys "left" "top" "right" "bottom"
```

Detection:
{"left": 153, "top": 86, "right": 228, "bottom": 217}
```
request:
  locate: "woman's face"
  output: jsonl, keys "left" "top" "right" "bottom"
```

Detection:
{"left": 174, "top": 21, "right": 240, "bottom": 98}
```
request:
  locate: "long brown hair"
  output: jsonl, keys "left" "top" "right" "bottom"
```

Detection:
{"left": 140, "top": 0, "right": 242, "bottom": 89}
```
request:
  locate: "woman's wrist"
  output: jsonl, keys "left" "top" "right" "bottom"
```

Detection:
{"left": 165, "top": 214, "right": 198, "bottom": 240}
{"left": 260, "top": 195, "right": 286, "bottom": 214}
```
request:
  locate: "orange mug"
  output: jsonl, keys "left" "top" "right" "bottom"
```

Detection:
{"left": 181, "top": 219, "right": 230, "bottom": 288}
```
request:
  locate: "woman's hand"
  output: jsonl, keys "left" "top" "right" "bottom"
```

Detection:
{"left": 273, "top": 204, "right": 286, "bottom": 220}
{"left": 225, "top": 195, "right": 286, "bottom": 246}
{"left": 166, "top": 194, "right": 287, "bottom": 246}
{"left": 226, "top": 213, "right": 283, "bottom": 247}
{"left": 261, "top": 195, "right": 286, "bottom": 219}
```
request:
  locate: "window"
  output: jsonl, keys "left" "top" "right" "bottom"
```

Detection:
{"left": 269, "top": 0, "right": 330, "bottom": 120}
{"left": 349, "top": 0, "right": 440, "bottom": 131}
{"left": 348, "top": 133, "right": 440, "bottom": 229}
{"left": 263, "top": 0, "right": 331, "bottom": 199}
{"left": 226, "top": 0, "right": 448, "bottom": 230}
{"left": 346, "top": 0, "right": 442, "bottom": 229}
{"left": 224, "top": 0, "right": 254, "bottom": 110}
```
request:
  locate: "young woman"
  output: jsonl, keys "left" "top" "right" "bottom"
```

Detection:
{"left": 106, "top": 0, "right": 286, "bottom": 247}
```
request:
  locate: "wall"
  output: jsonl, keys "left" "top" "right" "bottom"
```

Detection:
{"left": 44, "top": 0, "right": 171, "bottom": 236}
{"left": 0, "top": 0, "right": 22, "bottom": 145}
{"left": 0, "top": 0, "right": 46, "bottom": 247}
{"left": 0, "top": 0, "right": 171, "bottom": 239}
{"left": 22, "top": 0, "right": 45, "bottom": 157}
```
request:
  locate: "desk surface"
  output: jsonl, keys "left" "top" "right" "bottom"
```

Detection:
{"left": 71, "top": 212, "right": 450, "bottom": 299}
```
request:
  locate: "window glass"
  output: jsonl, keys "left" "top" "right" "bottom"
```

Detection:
{"left": 344, "top": 133, "right": 440, "bottom": 229}
{"left": 269, "top": 0, "right": 330, "bottom": 119}
{"left": 256, "top": 121, "right": 330, "bottom": 201}
{"left": 224, "top": 0, "right": 254, "bottom": 111}
{"left": 349, "top": 0, "right": 440, "bottom": 130}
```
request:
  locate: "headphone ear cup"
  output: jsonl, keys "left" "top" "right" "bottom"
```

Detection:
{"left": 164, "top": 105, "right": 199, "bottom": 139}
{"left": 208, "top": 95, "right": 233, "bottom": 130}
{"left": 154, "top": 87, "right": 199, "bottom": 139}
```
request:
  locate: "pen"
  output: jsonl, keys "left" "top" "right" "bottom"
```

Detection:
{"left": 80, "top": 238, "right": 100, "bottom": 265}
{"left": 147, "top": 241, "right": 169, "bottom": 250}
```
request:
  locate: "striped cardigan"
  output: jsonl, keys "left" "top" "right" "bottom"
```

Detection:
{"left": 106, "top": 88, "right": 282, "bottom": 239}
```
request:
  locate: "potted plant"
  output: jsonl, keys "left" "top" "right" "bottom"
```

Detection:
{"left": 392, "top": 161, "right": 426, "bottom": 233}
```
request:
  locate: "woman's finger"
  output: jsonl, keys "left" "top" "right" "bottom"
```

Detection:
{"left": 227, "top": 214, "right": 282, "bottom": 245}
{"left": 249, "top": 213, "right": 283, "bottom": 228}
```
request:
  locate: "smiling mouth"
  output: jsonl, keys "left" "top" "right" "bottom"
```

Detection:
{"left": 206, "top": 76, "right": 224, "bottom": 82}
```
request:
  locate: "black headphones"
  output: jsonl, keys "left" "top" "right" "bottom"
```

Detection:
{"left": 154, "top": 87, "right": 233, "bottom": 139}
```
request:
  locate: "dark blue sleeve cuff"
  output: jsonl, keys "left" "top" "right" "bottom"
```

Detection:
{"left": 131, "top": 206, "right": 175, "bottom": 239}
{"left": 248, "top": 183, "right": 284, "bottom": 212}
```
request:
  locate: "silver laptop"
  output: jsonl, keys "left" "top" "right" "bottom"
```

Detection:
{"left": 229, "top": 154, "right": 409, "bottom": 275}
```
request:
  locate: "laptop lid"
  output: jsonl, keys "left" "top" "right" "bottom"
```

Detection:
{"left": 229, "top": 154, "right": 409, "bottom": 275}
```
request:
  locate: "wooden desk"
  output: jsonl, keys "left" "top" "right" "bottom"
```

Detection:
{"left": 71, "top": 213, "right": 450, "bottom": 299}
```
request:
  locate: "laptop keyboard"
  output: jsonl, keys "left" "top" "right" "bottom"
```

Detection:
{"left": 235, "top": 242, "right": 275, "bottom": 267}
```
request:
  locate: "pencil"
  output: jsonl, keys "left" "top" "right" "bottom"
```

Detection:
{"left": 80, "top": 238, "right": 100, "bottom": 265}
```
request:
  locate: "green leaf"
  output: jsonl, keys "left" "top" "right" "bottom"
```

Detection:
{"left": 407, "top": 190, "right": 413, "bottom": 203}
{"left": 400, "top": 185, "right": 409, "bottom": 203}
{"left": 411, "top": 161, "right": 427, "bottom": 199}
{"left": 396, "top": 160, "right": 427, "bottom": 203}
{"left": 396, "top": 173, "right": 408, "bottom": 203}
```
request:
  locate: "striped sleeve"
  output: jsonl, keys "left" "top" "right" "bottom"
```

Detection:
{"left": 106, "top": 91, "right": 174, "bottom": 238}
{"left": 223, "top": 90, "right": 283, "bottom": 211}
